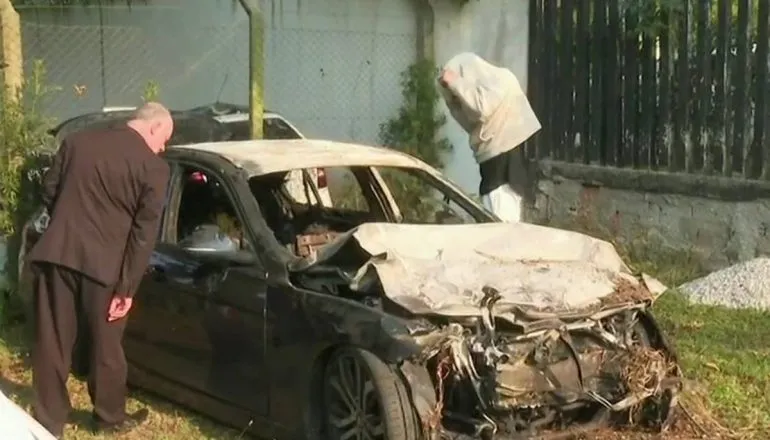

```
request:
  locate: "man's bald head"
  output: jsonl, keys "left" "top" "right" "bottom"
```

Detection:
{"left": 127, "top": 102, "right": 174, "bottom": 154}
{"left": 134, "top": 102, "right": 171, "bottom": 123}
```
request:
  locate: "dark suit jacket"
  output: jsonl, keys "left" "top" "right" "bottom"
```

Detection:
{"left": 27, "top": 125, "right": 170, "bottom": 297}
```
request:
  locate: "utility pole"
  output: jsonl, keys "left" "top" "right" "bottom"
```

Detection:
{"left": 237, "top": 0, "right": 265, "bottom": 139}
{"left": 0, "top": 0, "right": 23, "bottom": 101}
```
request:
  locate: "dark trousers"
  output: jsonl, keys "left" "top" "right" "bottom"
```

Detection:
{"left": 31, "top": 262, "right": 129, "bottom": 436}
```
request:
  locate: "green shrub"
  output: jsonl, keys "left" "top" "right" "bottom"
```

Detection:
{"left": 332, "top": 60, "right": 452, "bottom": 220}
{"left": 378, "top": 59, "right": 451, "bottom": 169}
{"left": 375, "top": 59, "right": 453, "bottom": 222}
{"left": 0, "top": 60, "right": 58, "bottom": 323}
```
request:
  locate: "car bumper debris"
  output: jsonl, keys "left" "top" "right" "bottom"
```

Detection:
{"left": 398, "top": 283, "right": 680, "bottom": 439}
{"left": 291, "top": 223, "right": 681, "bottom": 437}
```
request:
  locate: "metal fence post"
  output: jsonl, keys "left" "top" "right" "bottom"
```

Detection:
{"left": 416, "top": 0, "right": 435, "bottom": 61}
{"left": 237, "top": 0, "right": 264, "bottom": 140}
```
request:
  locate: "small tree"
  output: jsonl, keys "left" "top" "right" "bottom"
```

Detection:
{"left": 379, "top": 60, "right": 452, "bottom": 169}
{"left": 0, "top": 60, "right": 58, "bottom": 235}
{"left": 331, "top": 60, "right": 452, "bottom": 220}
{"left": 376, "top": 60, "right": 453, "bottom": 222}
{"left": 0, "top": 60, "right": 58, "bottom": 322}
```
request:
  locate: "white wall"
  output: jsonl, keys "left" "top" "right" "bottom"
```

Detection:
{"left": 431, "top": 0, "right": 530, "bottom": 196}
{"left": 262, "top": 0, "right": 418, "bottom": 144}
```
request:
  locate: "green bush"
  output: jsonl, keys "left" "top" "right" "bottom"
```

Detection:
{"left": 332, "top": 60, "right": 452, "bottom": 220}
{"left": 378, "top": 60, "right": 451, "bottom": 169}
{"left": 0, "top": 60, "right": 58, "bottom": 323}
{"left": 375, "top": 59, "right": 453, "bottom": 222}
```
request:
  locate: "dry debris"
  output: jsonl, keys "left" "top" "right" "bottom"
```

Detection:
{"left": 530, "top": 277, "right": 656, "bottom": 316}
{"left": 619, "top": 346, "right": 677, "bottom": 396}
{"left": 601, "top": 279, "right": 656, "bottom": 308}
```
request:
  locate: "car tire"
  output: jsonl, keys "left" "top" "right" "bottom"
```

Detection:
{"left": 321, "top": 347, "right": 420, "bottom": 440}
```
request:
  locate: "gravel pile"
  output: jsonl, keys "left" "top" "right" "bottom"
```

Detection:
{"left": 678, "top": 257, "right": 770, "bottom": 310}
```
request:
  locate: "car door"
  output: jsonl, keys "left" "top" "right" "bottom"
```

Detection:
{"left": 123, "top": 163, "right": 199, "bottom": 381}
{"left": 124, "top": 241, "right": 213, "bottom": 389}
{"left": 201, "top": 262, "right": 269, "bottom": 414}
{"left": 127, "top": 159, "right": 270, "bottom": 415}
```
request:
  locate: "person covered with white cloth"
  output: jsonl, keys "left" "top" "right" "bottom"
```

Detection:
{"left": 438, "top": 52, "right": 541, "bottom": 222}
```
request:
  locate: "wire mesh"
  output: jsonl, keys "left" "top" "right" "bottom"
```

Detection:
{"left": 13, "top": 0, "right": 419, "bottom": 145}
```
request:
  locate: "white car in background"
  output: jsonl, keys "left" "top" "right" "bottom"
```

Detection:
{"left": 49, "top": 103, "right": 334, "bottom": 208}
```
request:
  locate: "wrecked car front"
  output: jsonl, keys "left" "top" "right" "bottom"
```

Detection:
{"left": 289, "top": 222, "right": 681, "bottom": 438}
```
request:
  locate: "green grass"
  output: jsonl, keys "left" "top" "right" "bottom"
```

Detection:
{"left": 617, "top": 234, "right": 770, "bottom": 438}
{"left": 0, "top": 323, "right": 241, "bottom": 439}
{"left": 652, "top": 292, "right": 770, "bottom": 437}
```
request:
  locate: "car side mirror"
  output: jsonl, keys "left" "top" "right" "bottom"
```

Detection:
{"left": 179, "top": 224, "right": 257, "bottom": 266}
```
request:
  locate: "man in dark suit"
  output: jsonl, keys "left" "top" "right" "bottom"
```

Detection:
{"left": 26, "top": 102, "right": 174, "bottom": 438}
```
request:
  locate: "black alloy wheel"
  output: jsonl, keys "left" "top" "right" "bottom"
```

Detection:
{"left": 322, "top": 348, "right": 420, "bottom": 440}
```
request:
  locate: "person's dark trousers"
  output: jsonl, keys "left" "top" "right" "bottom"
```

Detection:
{"left": 31, "top": 262, "right": 129, "bottom": 437}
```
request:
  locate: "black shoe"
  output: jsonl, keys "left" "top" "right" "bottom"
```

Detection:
{"left": 91, "top": 408, "right": 149, "bottom": 434}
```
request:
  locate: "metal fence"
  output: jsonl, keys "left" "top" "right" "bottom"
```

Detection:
{"left": 17, "top": 2, "right": 250, "bottom": 118}
{"left": 12, "top": 0, "right": 419, "bottom": 145}
{"left": 527, "top": 0, "right": 770, "bottom": 180}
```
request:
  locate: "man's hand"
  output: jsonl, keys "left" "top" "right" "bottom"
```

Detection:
{"left": 107, "top": 295, "right": 134, "bottom": 322}
{"left": 439, "top": 69, "right": 457, "bottom": 87}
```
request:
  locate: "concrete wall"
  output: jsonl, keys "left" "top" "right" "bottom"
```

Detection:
{"left": 431, "top": 0, "right": 530, "bottom": 197}
{"left": 529, "top": 160, "right": 770, "bottom": 270}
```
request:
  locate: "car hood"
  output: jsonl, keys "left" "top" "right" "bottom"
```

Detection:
{"left": 290, "top": 222, "right": 667, "bottom": 318}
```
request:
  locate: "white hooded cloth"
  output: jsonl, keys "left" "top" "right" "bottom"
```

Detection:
{"left": 440, "top": 52, "right": 542, "bottom": 164}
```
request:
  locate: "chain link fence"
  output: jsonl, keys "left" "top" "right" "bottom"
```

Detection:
{"left": 18, "top": 2, "right": 250, "bottom": 119}
{"left": 13, "top": 0, "right": 419, "bottom": 145}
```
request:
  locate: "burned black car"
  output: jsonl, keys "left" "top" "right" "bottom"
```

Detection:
{"left": 19, "top": 139, "right": 680, "bottom": 439}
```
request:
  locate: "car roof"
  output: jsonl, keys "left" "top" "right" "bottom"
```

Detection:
{"left": 49, "top": 106, "right": 283, "bottom": 137}
{"left": 172, "top": 139, "right": 433, "bottom": 177}
{"left": 47, "top": 107, "right": 299, "bottom": 151}
{"left": 48, "top": 110, "right": 231, "bottom": 145}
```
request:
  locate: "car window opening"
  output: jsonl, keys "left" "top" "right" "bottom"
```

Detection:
{"left": 248, "top": 165, "right": 486, "bottom": 258}
{"left": 175, "top": 166, "right": 253, "bottom": 253}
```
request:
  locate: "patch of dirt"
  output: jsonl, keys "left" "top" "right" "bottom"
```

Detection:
{"left": 575, "top": 382, "right": 753, "bottom": 440}
{"left": 579, "top": 417, "right": 702, "bottom": 439}
{"left": 673, "top": 382, "right": 750, "bottom": 440}
{"left": 533, "top": 412, "right": 703, "bottom": 439}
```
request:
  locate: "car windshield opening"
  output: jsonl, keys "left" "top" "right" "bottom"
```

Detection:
{"left": 247, "top": 165, "right": 490, "bottom": 257}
